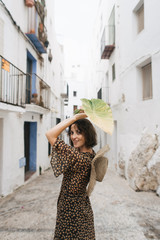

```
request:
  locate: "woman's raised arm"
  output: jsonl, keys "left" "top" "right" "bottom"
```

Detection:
{"left": 45, "top": 113, "right": 87, "bottom": 146}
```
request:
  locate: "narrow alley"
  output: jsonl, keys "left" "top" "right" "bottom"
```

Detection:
{"left": 0, "top": 168, "right": 160, "bottom": 240}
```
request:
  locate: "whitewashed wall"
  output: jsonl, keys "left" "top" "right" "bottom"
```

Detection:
{"left": 89, "top": 0, "right": 160, "bottom": 172}
{"left": 64, "top": 64, "right": 88, "bottom": 118}
{"left": 0, "top": 0, "right": 65, "bottom": 196}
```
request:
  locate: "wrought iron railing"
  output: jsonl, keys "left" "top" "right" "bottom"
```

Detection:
{"left": 0, "top": 56, "right": 26, "bottom": 107}
{"left": 27, "top": 73, "right": 50, "bottom": 109}
{"left": 0, "top": 56, "right": 50, "bottom": 109}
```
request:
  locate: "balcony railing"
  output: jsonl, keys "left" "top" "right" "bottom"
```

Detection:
{"left": 101, "top": 25, "right": 115, "bottom": 59}
{"left": 26, "top": 3, "right": 48, "bottom": 53}
{"left": 0, "top": 56, "right": 50, "bottom": 109}
{"left": 26, "top": 73, "right": 50, "bottom": 109}
{"left": 0, "top": 56, "right": 26, "bottom": 107}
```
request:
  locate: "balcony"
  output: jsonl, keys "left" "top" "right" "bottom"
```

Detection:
{"left": 0, "top": 56, "right": 26, "bottom": 108}
{"left": 26, "top": 2, "right": 48, "bottom": 54}
{"left": 101, "top": 25, "right": 115, "bottom": 59}
{"left": 0, "top": 56, "right": 50, "bottom": 113}
{"left": 26, "top": 73, "right": 50, "bottom": 110}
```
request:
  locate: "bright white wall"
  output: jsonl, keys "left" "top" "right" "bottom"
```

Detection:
{"left": 0, "top": 0, "right": 65, "bottom": 196}
{"left": 0, "top": 112, "right": 24, "bottom": 195}
{"left": 89, "top": 0, "right": 160, "bottom": 172}
{"left": 64, "top": 64, "right": 88, "bottom": 118}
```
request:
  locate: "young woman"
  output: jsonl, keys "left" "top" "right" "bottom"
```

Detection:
{"left": 46, "top": 113, "right": 97, "bottom": 239}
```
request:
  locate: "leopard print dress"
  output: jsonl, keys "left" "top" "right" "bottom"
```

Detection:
{"left": 51, "top": 138, "right": 96, "bottom": 240}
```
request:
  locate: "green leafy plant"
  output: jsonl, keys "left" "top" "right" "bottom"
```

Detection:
{"left": 74, "top": 108, "right": 84, "bottom": 114}
{"left": 81, "top": 98, "right": 114, "bottom": 135}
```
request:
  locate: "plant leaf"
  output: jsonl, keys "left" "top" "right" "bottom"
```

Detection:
{"left": 81, "top": 98, "right": 114, "bottom": 135}
{"left": 74, "top": 109, "right": 84, "bottom": 115}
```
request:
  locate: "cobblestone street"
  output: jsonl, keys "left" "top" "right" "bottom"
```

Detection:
{"left": 0, "top": 168, "right": 160, "bottom": 240}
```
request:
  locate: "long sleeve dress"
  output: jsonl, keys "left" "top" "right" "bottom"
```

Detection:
{"left": 50, "top": 138, "right": 96, "bottom": 240}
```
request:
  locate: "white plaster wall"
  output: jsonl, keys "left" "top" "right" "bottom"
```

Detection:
{"left": 1, "top": 112, "right": 24, "bottom": 195}
{"left": 65, "top": 64, "right": 88, "bottom": 118}
{"left": 88, "top": 0, "right": 117, "bottom": 163}
{"left": 0, "top": 4, "right": 39, "bottom": 72}
{"left": 116, "top": 0, "right": 160, "bottom": 171}
{"left": 118, "top": 0, "right": 160, "bottom": 72}
{"left": 0, "top": 109, "right": 57, "bottom": 196}
{"left": 89, "top": 0, "right": 160, "bottom": 173}
{"left": 0, "top": 0, "right": 65, "bottom": 196}
{"left": 3, "top": 0, "right": 27, "bottom": 32}
{"left": 67, "top": 79, "right": 86, "bottom": 118}
{"left": 113, "top": 0, "right": 160, "bottom": 157}
{"left": 0, "top": 110, "right": 50, "bottom": 195}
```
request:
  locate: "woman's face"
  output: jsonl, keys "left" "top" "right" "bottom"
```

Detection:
{"left": 70, "top": 124, "right": 86, "bottom": 150}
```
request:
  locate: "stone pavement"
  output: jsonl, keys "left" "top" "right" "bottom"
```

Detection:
{"left": 0, "top": 168, "right": 160, "bottom": 240}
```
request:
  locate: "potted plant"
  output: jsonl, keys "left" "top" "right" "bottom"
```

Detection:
{"left": 25, "top": 0, "right": 34, "bottom": 7}
{"left": 31, "top": 93, "right": 38, "bottom": 104}
{"left": 39, "top": 22, "right": 44, "bottom": 33}
{"left": 32, "top": 93, "right": 38, "bottom": 98}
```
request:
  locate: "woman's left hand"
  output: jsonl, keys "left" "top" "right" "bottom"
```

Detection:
{"left": 74, "top": 112, "right": 88, "bottom": 121}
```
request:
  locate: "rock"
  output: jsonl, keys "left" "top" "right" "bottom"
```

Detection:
{"left": 148, "top": 146, "right": 160, "bottom": 184}
{"left": 127, "top": 132, "right": 159, "bottom": 191}
{"left": 148, "top": 146, "right": 160, "bottom": 195}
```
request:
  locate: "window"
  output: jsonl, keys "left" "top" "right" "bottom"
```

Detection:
{"left": 97, "top": 88, "right": 102, "bottom": 99}
{"left": 64, "top": 99, "right": 68, "bottom": 106}
{"left": 73, "top": 91, "right": 77, "bottom": 97}
{"left": 112, "top": 63, "right": 116, "bottom": 81}
{"left": 134, "top": 1, "right": 144, "bottom": 34}
{"left": 142, "top": 63, "right": 152, "bottom": 100}
{"left": 56, "top": 118, "right": 61, "bottom": 124}
{"left": 137, "top": 4, "right": 144, "bottom": 33}
{"left": 67, "top": 84, "right": 69, "bottom": 97}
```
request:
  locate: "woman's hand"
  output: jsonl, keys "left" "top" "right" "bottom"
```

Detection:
{"left": 74, "top": 112, "right": 88, "bottom": 121}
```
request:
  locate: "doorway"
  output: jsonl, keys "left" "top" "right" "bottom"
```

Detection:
{"left": 24, "top": 122, "right": 37, "bottom": 181}
{"left": 26, "top": 58, "right": 32, "bottom": 103}
{"left": 26, "top": 50, "right": 37, "bottom": 104}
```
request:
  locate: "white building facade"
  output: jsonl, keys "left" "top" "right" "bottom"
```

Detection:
{"left": 89, "top": 0, "right": 160, "bottom": 177}
{"left": 64, "top": 64, "right": 88, "bottom": 119}
{"left": 0, "top": 0, "right": 66, "bottom": 196}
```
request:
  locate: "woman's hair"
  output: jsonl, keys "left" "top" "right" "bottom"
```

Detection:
{"left": 68, "top": 119, "right": 97, "bottom": 148}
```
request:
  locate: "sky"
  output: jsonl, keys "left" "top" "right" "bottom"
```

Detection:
{"left": 54, "top": 0, "right": 99, "bottom": 65}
